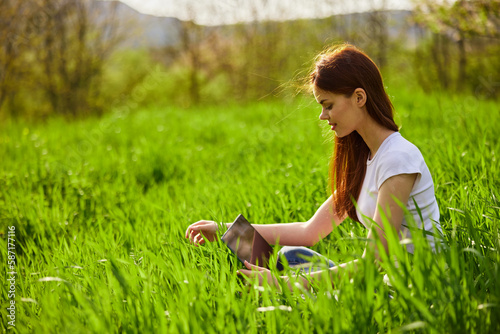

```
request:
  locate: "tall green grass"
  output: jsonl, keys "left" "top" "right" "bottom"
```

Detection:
{"left": 1, "top": 87, "right": 499, "bottom": 333}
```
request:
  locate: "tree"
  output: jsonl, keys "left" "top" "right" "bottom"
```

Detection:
{"left": 367, "top": 0, "right": 389, "bottom": 68}
{"left": 413, "top": 0, "right": 500, "bottom": 92}
{"left": 0, "top": 0, "right": 34, "bottom": 115}
{"left": 33, "top": 0, "right": 123, "bottom": 116}
{"left": 0, "top": 0, "right": 124, "bottom": 118}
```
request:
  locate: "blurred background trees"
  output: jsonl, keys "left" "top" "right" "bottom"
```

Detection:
{"left": 0, "top": 0, "right": 499, "bottom": 120}
{"left": 413, "top": 0, "right": 500, "bottom": 95}
{"left": 34, "top": 0, "right": 123, "bottom": 117}
{"left": 0, "top": 0, "right": 33, "bottom": 117}
{"left": 0, "top": 0, "right": 123, "bottom": 118}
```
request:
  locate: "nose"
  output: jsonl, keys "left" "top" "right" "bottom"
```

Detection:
{"left": 319, "top": 108, "right": 329, "bottom": 121}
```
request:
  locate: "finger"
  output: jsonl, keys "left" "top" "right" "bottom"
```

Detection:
{"left": 237, "top": 269, "right": 252, "bottom": 278}
{"left": 185, "top": 223, "right": 200, "bottom": 238}
{"left": 244, "top": 261, "right": 264, "bottom": 271}
{"left": 193, "top": 233, "right": 204, "bottom": 245}
{"left": 195, "top": 234, "right": 206, "bottom": 246}
{"left": 189, "top": 230, "right": 199, "bottom": 243}
{"left": 189, "top": 231, "right": 197, "bottom": 244}
{"left": 186, "top": 227, "right": 197, "bottom": 239}
{"left": 244, "top": 260, "right": 253, "bottom": 270}
{"left": 186, "top": 221, "right": 205, "bottom": 238}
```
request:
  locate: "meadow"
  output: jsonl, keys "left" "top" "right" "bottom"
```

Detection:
{"left": 1, "top": 84, "right": 499, "bottom": 333}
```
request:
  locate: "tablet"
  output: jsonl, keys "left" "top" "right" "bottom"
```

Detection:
{"left": 221, "top": 214, "right": 273, "bottom": 268}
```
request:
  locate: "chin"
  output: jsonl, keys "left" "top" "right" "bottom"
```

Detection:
{"left": 335, "top": 129, "right": 354, "bottom": 138}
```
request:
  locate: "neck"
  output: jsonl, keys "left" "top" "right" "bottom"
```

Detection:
{"left": 357, "top": 121, "right": 395, "bottom": 159}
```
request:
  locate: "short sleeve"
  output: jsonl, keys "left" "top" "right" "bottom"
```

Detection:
{"left": 375, "top": 145, "right": 424, "bottom": 190}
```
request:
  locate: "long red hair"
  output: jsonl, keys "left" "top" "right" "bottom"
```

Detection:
{"left": 310, "top": 44, "right": 398, "bottom": 221}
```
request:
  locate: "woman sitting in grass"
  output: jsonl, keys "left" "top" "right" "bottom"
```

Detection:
{"left": 185, "top": 44, "right": 442, "bottom": 289}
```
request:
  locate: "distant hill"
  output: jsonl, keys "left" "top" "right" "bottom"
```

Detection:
{"left": 97, "top": 1, "right": 419, "bottom": 49}
{"left": 96, "top": 0, "right": 183, "bottom": 48}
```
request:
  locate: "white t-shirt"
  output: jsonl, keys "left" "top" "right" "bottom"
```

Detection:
{"left": 356, "top": 132, "right": 442, "bottom": 253}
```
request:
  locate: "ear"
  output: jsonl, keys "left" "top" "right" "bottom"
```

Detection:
{"left": 353, "top": 88, "right": 367, "bottom": 108}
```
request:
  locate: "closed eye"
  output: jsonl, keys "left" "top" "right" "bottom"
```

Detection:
{"left": 325, "top": 104, "right": 333, "bottom": 110}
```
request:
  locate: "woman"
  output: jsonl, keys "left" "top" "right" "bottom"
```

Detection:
{"left": 185, "top": 44, "right": 442, "bottom": 289}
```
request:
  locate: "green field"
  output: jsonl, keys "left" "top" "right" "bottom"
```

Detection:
{"left": 1, "top": 86, "right": 500, "bottom": 333}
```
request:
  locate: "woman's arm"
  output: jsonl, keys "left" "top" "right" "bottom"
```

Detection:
{"left": 253, "top": 195, "right": 344, "bottom": 247}
{"left": 297, "top": 173, "right": 417, "bottom": 287}
{"left": 185, "top": 195, "right": 345, "bottom": 247}
{"left": 363, "top": 173, "right": 417, "bottom": 260}
{"left": 239, "top": 174, "right": 417, "bottom": 289}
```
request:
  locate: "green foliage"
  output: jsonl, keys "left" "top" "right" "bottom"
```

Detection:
{"left": 0, "top": 0, "right": 123, "bottom": 119}
{"left": 412, "top": 0, "right": 500, "bottom": 96}
{"left": 1, "top": 85, "right": 499, "bottom": 332}
{"left": 3, "top": 1, "right": 499, "bottom": 120}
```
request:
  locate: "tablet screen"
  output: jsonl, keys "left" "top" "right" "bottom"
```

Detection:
{"left": 221, "top": 214, "right": 273, "bottom": 268}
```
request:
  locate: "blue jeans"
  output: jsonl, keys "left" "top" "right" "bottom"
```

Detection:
{"left": 276, "top": 246, "right": 335, "bottom": 272}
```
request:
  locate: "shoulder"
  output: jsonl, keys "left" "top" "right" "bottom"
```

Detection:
{"left": 373, "top": 133, "right": 426, "bottom": 188}
{"left": 381, "top": 134, "right": 423, "bottom": 162}
{"left": 379, "top": 132, "right": 421, "bottom": 157}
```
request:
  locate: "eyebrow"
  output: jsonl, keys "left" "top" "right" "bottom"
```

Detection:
{"left": 319, "top": 99, "right": 328, "bottom": 105}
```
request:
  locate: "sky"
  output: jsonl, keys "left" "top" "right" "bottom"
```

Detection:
{"left": 116, "top": 0, "right": 414, "bottom": 25}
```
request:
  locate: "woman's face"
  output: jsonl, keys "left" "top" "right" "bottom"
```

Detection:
{"left": 313, "top": 86, "right": 365, "bottom": 138}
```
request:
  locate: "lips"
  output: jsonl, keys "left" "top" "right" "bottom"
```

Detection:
{"left": 329, "top": 123, "right": 337, "bottom": 131}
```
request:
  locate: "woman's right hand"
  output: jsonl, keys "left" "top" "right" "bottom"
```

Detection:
{"left": 185, "top": 220, "right": 219, "bottom": 246}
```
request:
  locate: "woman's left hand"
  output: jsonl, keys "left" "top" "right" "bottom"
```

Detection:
{"left": 237, "top": 261, "right": 279, "bottom": 288}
